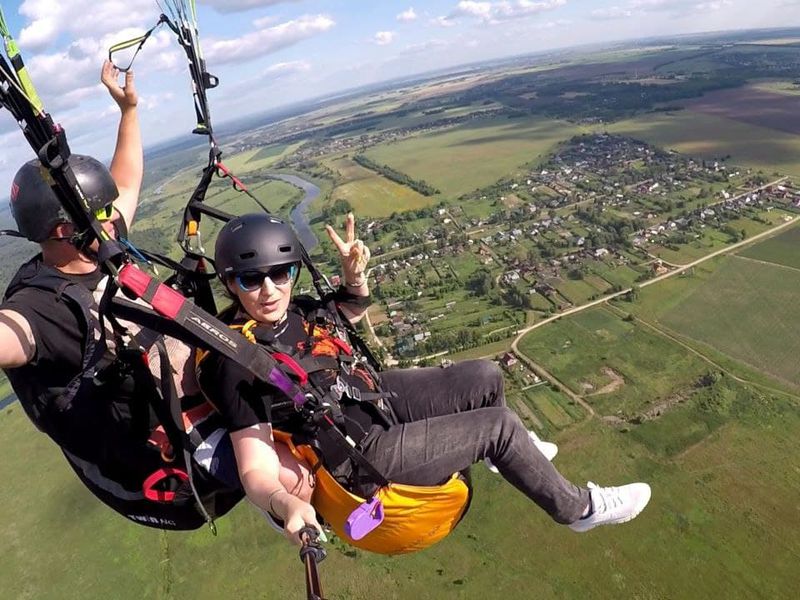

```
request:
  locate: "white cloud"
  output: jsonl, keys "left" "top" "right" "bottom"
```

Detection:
{"left": 591, "top": 6, "right": 635, "bottom": 19}
{"left": 20, "top": 28, "right": 181, "bottom": 109}
{"left": 219, "top": 60, "right": 312, "bottom": 107}
{"left": 453, "top": 1, "right": 494, "bottom": 20}
{"left": 253, "top": 15, "right": 280, "bottom": 28}
{"left": 437, "top": 0, "right": 568, "bottom": 26}
{"left": 397, "top": 7, "right": 419, "bottom": 22}
{"left": 595, "top": 0, "right": 733, "bottom": 20}
{"left": 200, "top": 0, "right": 304, "bottom": 13}
{"left": 373, "top": 31, "right": 396, "bottom": 46}
{"left": 431, "top": 15, "right": 458, "bottom": 27}
{"left": 402, "top": 39, "right": 449, "bottom": 54}
{"left": 263, "top": 60, "right": 311, "bottom": 76}
{"left": 204, "top": 14, "right": 335, "bottom": 65}
{"left": 18, "top": 0, "right": 155, "bottom": 50}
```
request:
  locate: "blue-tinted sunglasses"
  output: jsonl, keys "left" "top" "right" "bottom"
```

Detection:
{"left": 235, "top": 264, "right": 298, "bottom": 292}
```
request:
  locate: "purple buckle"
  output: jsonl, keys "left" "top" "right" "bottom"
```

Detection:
{"left": 268, "top": 368, "right": 307, "bottom": 407}
{"left": 344, "top": 498, "right": 384, "bottom": 540}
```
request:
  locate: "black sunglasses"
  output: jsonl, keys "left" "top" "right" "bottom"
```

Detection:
{"left": 235, "top": 264, "right": 298, "bottom": 292}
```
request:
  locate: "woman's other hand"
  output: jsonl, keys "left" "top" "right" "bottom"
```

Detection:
{"left": 325, "top": 212, "right": 371, "bottom": 286}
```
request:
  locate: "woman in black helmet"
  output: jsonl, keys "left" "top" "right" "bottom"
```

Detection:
{"left": 201, "top": 212, "right": 652, "bottom": 547}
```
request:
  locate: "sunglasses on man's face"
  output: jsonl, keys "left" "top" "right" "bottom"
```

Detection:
{"left": 94, "top": 204, "right": 115, "bottom": 222}
{"left": 235, "top": 264, "right": 298, "bottom": 292}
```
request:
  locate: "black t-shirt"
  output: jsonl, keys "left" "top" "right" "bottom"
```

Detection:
{"left": 1, "top": 257, "right": 152, "bottom": 467}
{"left": 2, "top": 265, "right": 105, "bottom": 384}
{"left": 200, "top": 309, "right": 380, "bottom": 444}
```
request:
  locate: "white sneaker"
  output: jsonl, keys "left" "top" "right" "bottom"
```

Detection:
{"left": 484, "top": 430, "right": 558, "bottom": 473}
{"left": 528, "top": 430, "right": 558, "bottom": 462}
{"left": 568, "top": 481, "right": 652, "bottom": 533}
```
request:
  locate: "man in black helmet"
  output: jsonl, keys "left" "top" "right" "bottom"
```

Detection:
{"left": 0, "top": 62, "right": 211, "bottom": 527}
{"left": 0, "top": 60, "right": 141, "bottom": 372}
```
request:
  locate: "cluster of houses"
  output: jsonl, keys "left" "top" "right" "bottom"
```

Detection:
{"left": 354, "top": 134, "right": 799, "bottom": 359}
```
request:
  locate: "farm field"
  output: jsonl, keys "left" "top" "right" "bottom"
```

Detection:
{"left": 522, "top": 384, "right": 584, "bottom": 430}
{"left": 750, "top": 79, "right": 800, "bottom": 96}
{"left": 323, "top": 156, "right": 436, "bottom": 217}
{"left": 517, "top": 306, "right": 711, "bottom": 418}
{"left": 363, "top": 117, "right": 582, "bottom": 198}
{"left": 652, "top": 256, "right": 800, "bottom": 389}
{"left": 681, "top": 85, "right": 800, "bottom": 135}
{"left": 738, "top": 223, "right": 800, "bottom": 269}
{"left": 605, "top": 111, "right": 800, "bottom": 178}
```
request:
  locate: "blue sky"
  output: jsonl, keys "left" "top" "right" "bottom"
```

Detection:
{"left": 0, "top": 0, "right": 799, "bottom": 185}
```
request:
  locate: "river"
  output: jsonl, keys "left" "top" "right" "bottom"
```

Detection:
{"left": 0, "top": 393, "right": 16, "bottom": 412}
{"left": 269, "top": 173, "right": 321, "bottom": 252}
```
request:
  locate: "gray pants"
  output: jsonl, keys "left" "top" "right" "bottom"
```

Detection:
{"left": 358, "top": 360, "right": 589, "bottom": 524}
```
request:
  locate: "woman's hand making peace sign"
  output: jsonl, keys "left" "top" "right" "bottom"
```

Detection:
{"left": 325, "top": 212, "right": 371, "bottom": 288}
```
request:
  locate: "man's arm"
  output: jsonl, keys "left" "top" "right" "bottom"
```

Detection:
{"left": 101, "top": 61, "right": 142, "bottom": 230}
{"left": 0, "top": 310, "right": 35, "bottom": 368}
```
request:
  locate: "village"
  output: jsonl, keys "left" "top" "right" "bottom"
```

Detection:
{"left": 361, "top": 134, "right": 800, "bottom": 362}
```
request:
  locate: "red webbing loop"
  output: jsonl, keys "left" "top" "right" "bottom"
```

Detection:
{"left": 143, "top": 468, "right": 189, "bottom": 502}
{"left": 272, "top": 352, "right": 309, "bottom": 386}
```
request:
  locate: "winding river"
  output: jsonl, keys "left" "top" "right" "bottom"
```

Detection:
{"left": 270, "top": 173, "right": 322, "bottom": 252}
{"left": 0, "top": 393, "right": 16, "bottom": 411}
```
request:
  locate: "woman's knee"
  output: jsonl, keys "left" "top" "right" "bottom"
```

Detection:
{"left": 460, "top": 359, "right": 505, "bottom": 402}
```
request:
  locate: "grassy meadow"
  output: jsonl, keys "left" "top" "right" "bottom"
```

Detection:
{"left": 738, "top": 224, "right": 800, "bottom": 269}
{"left": 4, "top": 392, "right": 800, "bottom": 599}
{"left": 518, "top": 306, "right": 711, "bottom": 418}
{"left": 605, "top": 110, "right": 800, "bottom": 178}
{"left": 363, "top": 117, "right": 582, "bottom": 198}
{"left": 641, "top": 255, "right": 800, "bottom": 390}
{"left": 324, "top": 156, "right": 436, "bottom": 217}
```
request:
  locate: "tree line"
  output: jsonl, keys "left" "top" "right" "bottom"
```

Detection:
{"left": 353, "top": 155, "right": 440, "bottom": 196}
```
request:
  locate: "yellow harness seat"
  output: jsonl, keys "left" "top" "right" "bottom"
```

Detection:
{"left": 273, "top": 430, "right": 471, "bottom": 555}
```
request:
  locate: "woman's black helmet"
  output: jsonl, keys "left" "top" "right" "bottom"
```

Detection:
{"left": 214, "top": 213, "right": 304, "bottom": 278}
{"left": 10, "top": 155, "right": 118, "bottom": 242}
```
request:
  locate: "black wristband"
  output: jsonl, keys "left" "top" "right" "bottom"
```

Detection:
{"left": 333, "top": 285, "right": 373, "bottom": 308}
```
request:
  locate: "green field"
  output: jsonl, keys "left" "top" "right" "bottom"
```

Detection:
{"left": 654, "top": 257, "right": 800, "bottom": 388}
{"left": 517, "top": 307, "right": 710, "bottom": 417}
{"left": 4, "top": 393, "right": 800, "bottom": 599}
{"left": 522, "top": 385, "right": 578, "bottom": 429}
{"left": 606, "top": 111, "right": 800, "bottom": 178}
{"left": 738, "top": 223, "right": 800, "bottom": 269}
{"left": 751, "top": 80, "right": 800, "bottom": 96}
{"left": 363, "top": 117, "right": 582, "bottom": 198}
{"left": 324, "top": 156, "right": 437, "bottom": 217}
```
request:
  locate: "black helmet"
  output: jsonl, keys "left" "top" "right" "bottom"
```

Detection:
{"left": 10, "top": 155, "right": 119, "bottom": 242}
{"left": 214, "top": 213, "right": 304, "bottom": 278}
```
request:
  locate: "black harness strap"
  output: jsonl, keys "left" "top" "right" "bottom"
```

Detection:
{"left": 152, "top": 337, "right": 217, "bottom": 533}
